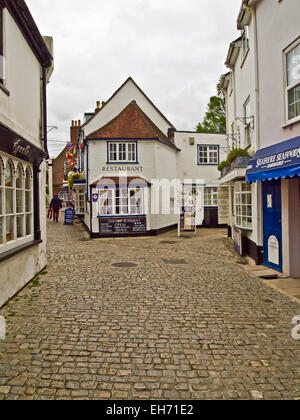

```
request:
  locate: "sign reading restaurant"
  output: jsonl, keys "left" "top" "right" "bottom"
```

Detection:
{"left": 102, "top": 166, "right": 143, "bottom": 172}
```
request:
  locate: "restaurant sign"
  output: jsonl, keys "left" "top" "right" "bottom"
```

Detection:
{"left": 99, "top": 216, "right": 147, "bottom": 235}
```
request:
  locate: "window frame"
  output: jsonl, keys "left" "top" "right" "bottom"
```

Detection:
{"left": 75, "top": 188, "right": 85, "bottom": 215}
{"left": 284, "top": 38, "right": 300, "bottom": 124}
{"left": 234, "top": 181, "right": 252, "bottom": 230}
{"left": 107, "top": 141, "right": 138, "bottom": 164}
{"left": 0, "top": 156, "right": 34, "bottom": 254}
{"left": 98, "top": 186, "right": 145, "bottom": 216}
{"left": 204, "top": 187, "right": 218, "bottom": 207}
{"left": 197, "top": 145, "right": 220, "bottom": 166}
{"left": 243, "top": 97, "right": 252, "bottom": 147}
{"left": 242, "top": 26, "right": 250, "bottom": 59}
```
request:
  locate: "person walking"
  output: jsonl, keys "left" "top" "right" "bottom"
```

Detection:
{"left": 50, "top": 194, "right": 62, "bottom": 222}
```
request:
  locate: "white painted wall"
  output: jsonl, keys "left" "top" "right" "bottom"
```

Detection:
{"left": 0, "top": 9, "right": 52, "bottom": 307}
{"left": 0, "top": 10, "right": 42, "bottom": 147}
{"left": 256, "top": 0, "right": 300, "bottom": 147}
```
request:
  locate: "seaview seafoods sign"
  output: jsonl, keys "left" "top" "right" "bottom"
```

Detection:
{"left": 254, "top": 146, "right": 300, "bottom": 170}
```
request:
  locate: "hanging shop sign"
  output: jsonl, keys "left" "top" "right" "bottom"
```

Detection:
{"left": 99, "top": 216, "right": 147, "bottom": 235}
{"left": 0, "top": 123, "right": 47, "bottom": 166}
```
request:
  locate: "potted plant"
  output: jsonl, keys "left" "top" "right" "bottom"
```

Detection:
{"left": 218, "top": 160, "right": 231, "bottom": 177}
{"left": 227, "top": 148, "right": 250, "bottom": 169}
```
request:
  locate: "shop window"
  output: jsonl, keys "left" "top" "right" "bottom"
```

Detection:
{"left": 16, "top": 165, "right": 24, "bottom": 238}
{"left": 25, "top": 167, "right": 33, "bottom": 236}
{"left": 198, "top": 145, "right": 219, "bottom": 165}
{"left": 99, "top": 188, "right": 115, "bottom": 215}
{"left": 5, "top": 160, "right": 14, "bottom": 242}
{"left": 108, "top": 142, "right": 137, "bottom": 163}
{"left": 204, "top": 188, "right": 218, "bottom": 207}
{"left": 234, "top": 182, "right": 252, "bottom": 229}
{"left": 0, "top": 155, "right": 34, "bottom": 254}
{"left": 99, "top": 187, "right": 144, "bottom": 216}
{"left": 286, "top": 40, "right": 300, "bottom": 121}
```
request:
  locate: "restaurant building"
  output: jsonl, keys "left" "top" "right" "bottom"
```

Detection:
{"left": 72, "top": 77, "right": 227, "bottom": 237}
{"left": 0, "top": 1, "right": 53, "bottom": 307}
{"left": 220, "top": 0, "right": 300, "bottom": 277}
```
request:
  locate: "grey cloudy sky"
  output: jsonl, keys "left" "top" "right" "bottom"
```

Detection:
{"left": 26, "top": 0, "right": 242, "bottom": 158}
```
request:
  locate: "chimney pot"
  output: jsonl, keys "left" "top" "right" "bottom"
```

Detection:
{"left": 97, "top": 101, "right": 100, "bottom": 109}
{"left": 72, "top": 120, "right": 75, "bottom": 127}
{"left": 78, "top": 120, "right": 81, "bottom": 127}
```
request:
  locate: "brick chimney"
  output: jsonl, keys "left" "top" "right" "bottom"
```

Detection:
{"left": 95, "top": 101, "right": 101, "bottom": 113}
{"left": 70, "top": 120, "right": 81, "bottom": 145}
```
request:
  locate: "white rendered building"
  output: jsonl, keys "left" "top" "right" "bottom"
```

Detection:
{"left": 72, "top": 78, "right": 227, "bottom": 238}
{"left": 0, "top": 1, "right": 53, "bottom": 307}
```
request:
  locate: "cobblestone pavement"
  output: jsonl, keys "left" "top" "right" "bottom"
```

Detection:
{"left": 0, "top": 216, "right": 300, "bottom": 400}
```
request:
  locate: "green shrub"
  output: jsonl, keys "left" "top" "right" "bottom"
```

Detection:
{"left": 218, "top": 160, "right": 230, "bottom": 171}
{"left": 227, "top": 148, "right": 249, "bottom": 164}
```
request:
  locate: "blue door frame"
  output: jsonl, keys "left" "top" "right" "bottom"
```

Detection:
{"left": 263, "top": 180, "right": 282, "bottom": 272}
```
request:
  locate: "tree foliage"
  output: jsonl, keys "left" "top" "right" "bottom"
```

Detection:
{"left": 196, "top": 83, "right": 226, "bottom": 134}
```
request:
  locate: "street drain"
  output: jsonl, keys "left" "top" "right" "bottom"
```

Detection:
{"left": 263, "top": 298, "right": 274, "bottom": 303}
{"left": 162, "top": 259, "right": 187, "bottom": 265}
{"left": 160, "top": 241, "right": 176, "bottom": 245}
{"left": 112, "top": 262, "right": 138, "bottom": 268}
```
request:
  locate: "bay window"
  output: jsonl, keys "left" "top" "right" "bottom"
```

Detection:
{"left": 234, "top": 182, "right": 252, "bottom": 229}
{"left": 286, "top": 41, "right": 300, "bottom": 121}
{"left": 0, "top": 155, "right": 33, "bottom": 253}
{"left": 108, "top": 142, "right": 137, "bottom": 163}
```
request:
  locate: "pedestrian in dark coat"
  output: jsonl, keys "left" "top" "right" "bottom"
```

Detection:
{"left": 50, "top": 195, "right": 62, "bottom": 222}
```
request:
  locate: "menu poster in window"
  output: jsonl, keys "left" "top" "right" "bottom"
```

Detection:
{"left": 218, "top": 186, "right": 230, "bottom": 225}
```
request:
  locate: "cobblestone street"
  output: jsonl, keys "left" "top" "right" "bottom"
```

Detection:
{"left": 0, "top": 217, "right": 299, "bottom": 400}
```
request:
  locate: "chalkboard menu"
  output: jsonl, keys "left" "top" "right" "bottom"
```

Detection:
{"left": 99, "top": 217, "right": 147, "bottom": 235}
{"left": 64, "top": 208, "right": 75, "bottom": 225}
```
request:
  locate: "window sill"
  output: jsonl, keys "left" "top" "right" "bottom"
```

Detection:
{"left": 0, "top": 83, "right": 10, "bottom": 96}
{"left": 234, "top": 225, "right": 253, "bottom": 232}
{"left": 106, "top": 162, "right": 139, "bottom": 165}
{"left": 282, "top": 116, "right": 300, "bottom": 128}
{"left": 0, "top": 239, "right": 42, "bottom": 264}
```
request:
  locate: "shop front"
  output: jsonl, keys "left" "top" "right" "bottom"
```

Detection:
{"left": 0, "top": 123, "right": 48, "bottom": 307}
{"left": 90, "top": 176, "right": 150, "bottom": 238}
{"left": 246, "top": 136, "right": 300, "bottom": 277}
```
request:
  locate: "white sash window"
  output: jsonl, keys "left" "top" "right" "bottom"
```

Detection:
{"left": 108, "top": 142, "right": 137, "bottom": 163}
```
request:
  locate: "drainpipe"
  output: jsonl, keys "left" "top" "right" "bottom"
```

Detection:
{"left": 244, "top": 1, "right": 260, "bottom": 151}
{"left": 42, "top": 66, "right": 49, "bottom": 156}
